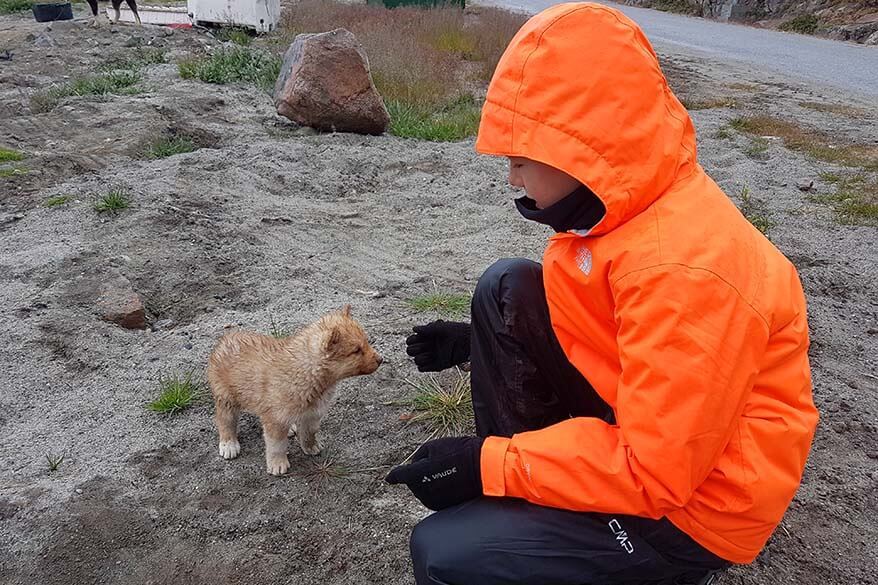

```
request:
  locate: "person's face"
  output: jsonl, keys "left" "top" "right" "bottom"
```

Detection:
{"left": 508, "top": 157, "right": 580, "bottom": 209}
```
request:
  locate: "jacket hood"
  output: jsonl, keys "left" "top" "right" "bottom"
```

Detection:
{"left": 475, "top": 2, "right": 698, "bottom": 235}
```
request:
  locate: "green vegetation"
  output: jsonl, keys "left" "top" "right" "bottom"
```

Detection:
{"left": 148, "top": 372, "right": 204, "bottom": 414}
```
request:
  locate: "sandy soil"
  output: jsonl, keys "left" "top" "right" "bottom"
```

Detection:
{"left": 0, "top": 7, "right": 876, "bottom": 585}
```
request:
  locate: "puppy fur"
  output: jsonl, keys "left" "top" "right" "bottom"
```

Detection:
{"left": 207, "top": 305, "right": 382, "bottom": 475}
{"left": 85, "top": 0, "right": 142, "bottom": 26}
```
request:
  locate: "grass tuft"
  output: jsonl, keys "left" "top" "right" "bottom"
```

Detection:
{"left": 148, "top": 371, "right": 204, "bottom": 414}
{"left": 46, "top": 451, "right": 65, "bottom": 472}
{"left": 45, "top": 195, "right": 72, "bottom": 207}
{"left": 682, "top": 97, "right": 736, "bottom": 110}
{"left": 178, "top": 47, "right": 281, "bottom": 92}
{"left": 713, "top": 127, "right": 735, "bottom": 140}
{"left": 799, "top": 101, "right": 867, "bottom": 118}
{"left": 145, "top": 135, "right": 197, "bottom": 159}
{"left": 779, "top": 14, "right": 820, "bottom": 35}
{"left": 405, "top": 368, "right": 474, "bottom": 437}
{"left": 739, "top": 186, "right": 775, "bottom": 235}
{"left": 0, "top": 147, "right": 24, "bottom": 162}
{"left": 652, "top": 0, "right": 700, "bottom": 15}
{"left": 31, "top": 70, "right": 141, "bottom": 113}
{"left": 744, "top": 136, "right": 770, "bottom": 159}
{"left": 304, "top": 453, "right": 351, "bottom": 483}
{"left": 94, "top": 187, "right": 130, "bottom": 213}
{"left": 101, "top": 48, "right": 167, "bottom": 72}
{"left": 0, "top": 166, "right": 27, "bottom": 178}
{"left": 813, "top": 174, "right": 878, "bottom": 226}
{"left": 0, "top": 0, "right": 30, "bottom": 14}
{"left": 387, "top": 95, "right": 481, "bottom": 141}
{"left": 269, "top": 313, "right": 291, "bottom": 338}
{"left": 408, "top": 291, "right": 471, "bottom": 317}
{"left": 69, "top": 71, "right": 142, "bottom": 96}
{"left": 729, "top": 115, "right": 878, "bottom": 171}
{"left": 215, "top": 27, "right": 253, "bottom": 46}
{"left": 430, "top": 27, "right": 477, "bottom": 58}
{"left": 726, "top": 82, "right": 760, "bottom": 92}
{"left": 819, "top": 171, "right": 843, "bottom": 184}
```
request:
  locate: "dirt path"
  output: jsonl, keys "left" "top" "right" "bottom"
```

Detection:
{"left": 1, "top": 9, "right": 876, "bottom": 585}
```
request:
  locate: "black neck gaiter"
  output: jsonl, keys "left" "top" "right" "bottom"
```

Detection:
{"left": 514, "top": 184, "right": 606, "bottom": 233}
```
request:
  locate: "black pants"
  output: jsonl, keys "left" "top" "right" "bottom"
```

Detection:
{"left": 410, "top": 259, "right": 729, "bottom": 585}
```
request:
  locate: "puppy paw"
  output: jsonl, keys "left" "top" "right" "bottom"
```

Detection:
{"left": 219, "top": 440, "right": 240, "bottom": 459}
{"left": 267, "top": 456, "right": 290, "bottom": 476}
{"left": 300, "top": 437, "right": 323, "bottom": 456}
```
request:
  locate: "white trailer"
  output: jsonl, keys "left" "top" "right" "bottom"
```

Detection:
{"left": 188, "top": 0, "right": 281, "bottom": 32}
{"left": 109, "top": 0, "right": 281, "bottom": 32}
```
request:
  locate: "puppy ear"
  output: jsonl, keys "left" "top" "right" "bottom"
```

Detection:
{"left": 341, "top": 304, "right": 352, "bottom": 318}
{"left": 325, "top": 327, "right": 342, "bottom": 352}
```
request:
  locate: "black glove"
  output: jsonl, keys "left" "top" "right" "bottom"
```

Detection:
{"left": 385, "top": 436, "right": 484, "bottom": 511}
{"left": 405, "top": 320, "right": 471, "bottom": 372}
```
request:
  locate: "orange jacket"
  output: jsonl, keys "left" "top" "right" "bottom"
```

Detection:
{"left": 474, "top": 3, "right": 817, "bottom": 564}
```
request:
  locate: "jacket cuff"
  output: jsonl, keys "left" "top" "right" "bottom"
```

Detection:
{"left": 480, "top": 436, "right": 510, "bottom": 497}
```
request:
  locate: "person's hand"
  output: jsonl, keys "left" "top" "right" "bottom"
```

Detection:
{"left": 385, "top": 436, "right": 484, "bottom": 510}
{"left": 405, "top": 320, "right": 471, "bottom": 372}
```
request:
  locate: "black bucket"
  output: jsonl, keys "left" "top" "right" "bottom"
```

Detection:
{"left": 32, "top": 2, "right": 74, "bottom": 23}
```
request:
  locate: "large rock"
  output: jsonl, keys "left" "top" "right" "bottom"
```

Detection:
{"left": 274, "top": 28, "right": 389, "bottom": 135}
{"left": 825, "top": 21, "right": 878, "bottom": 43}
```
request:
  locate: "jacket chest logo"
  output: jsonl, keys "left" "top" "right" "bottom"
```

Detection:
{"left": 575, "top": 245, "right": 593, "bottom": 276}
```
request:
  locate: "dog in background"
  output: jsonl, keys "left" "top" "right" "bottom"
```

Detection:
{"left": 207, "top": 305, "right": 382, "bottom": 476}
{"left": 85, "top": 0, "right": 142, "bottom": 26}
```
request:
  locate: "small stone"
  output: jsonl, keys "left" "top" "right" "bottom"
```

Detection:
{"left": 151, "top": 319, "right": 175, "bottom": 331}
{"left": 796, "top": 179, "right": 814, "bottom": 192}
{"left": 75, "top": 488, "right": 82, "bottom": 494}
{"left": 124, "top": 35, "right": 143, "bottom": 48}
{"left": 293, "top": 126, "right": 318, "bottom": 137}
{"left": 96, "top": 276, "right": 147, "bottom": 330}
{"left": 33, "top": 34, "right": 56, "bottom": 48}
{"left": 183, "top": 342, "right": 193, "bottom": 350}
{"left": 0, "top": 213, "right": 24, "bottom": 226}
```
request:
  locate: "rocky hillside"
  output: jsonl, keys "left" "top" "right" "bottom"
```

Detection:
{"left": 622, "top": 0, "right": 878, "bottom": 43}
